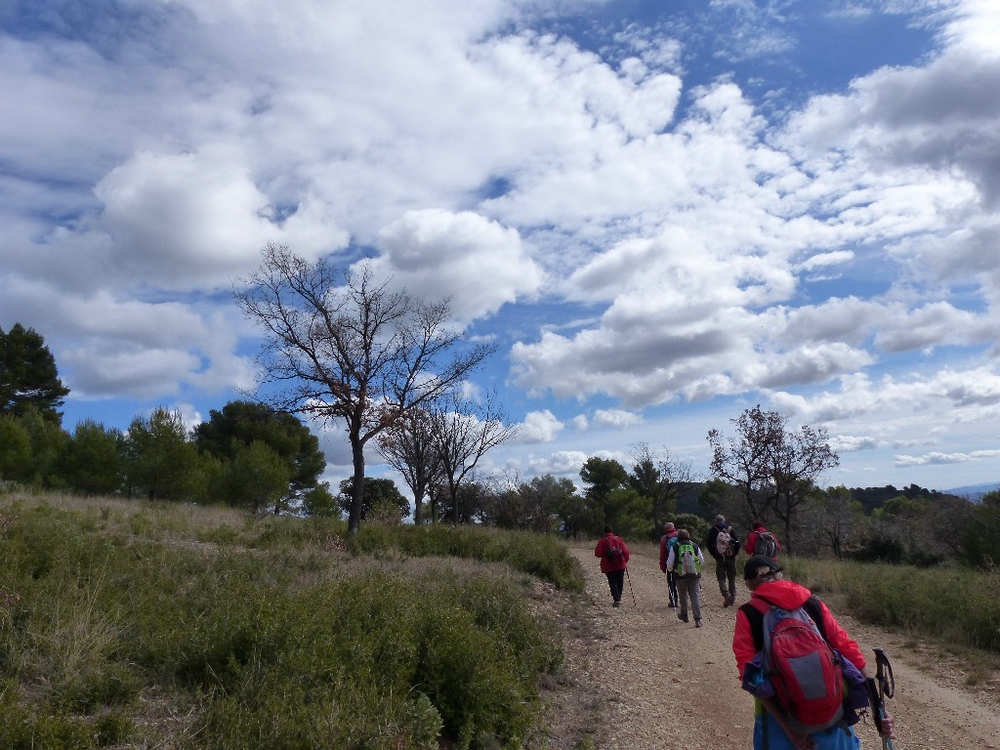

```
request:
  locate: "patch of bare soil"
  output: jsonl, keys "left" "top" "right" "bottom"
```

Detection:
{"left": 538, "top": 544, "right": 1000, "bottom": 750}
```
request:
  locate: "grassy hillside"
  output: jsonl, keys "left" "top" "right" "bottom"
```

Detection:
{"left": 782, "top": 554, "right": 1000, "bottom": 689}
{"left": 0, "top": 491, "right": 584, "bottom": 750}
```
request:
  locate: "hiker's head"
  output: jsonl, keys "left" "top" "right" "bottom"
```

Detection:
{"left": 677, "top": 529, "right": 691, "bottom": 541}
{"left": 664, "top": 522, "right": 675, "bottom": 532}
{"left": 744, "top": 555, "right": 782, "bottom": 588}
{"left": 603, "top": 525, "right": 613, "bottom": 534}
{"left": 751, "top": 519, "right": 765, "bottom": 530}
{"left": 715, "top": 514, "right": 726, "bottom": 524}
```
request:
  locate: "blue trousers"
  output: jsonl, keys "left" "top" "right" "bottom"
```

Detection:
{"left": 753, "top": 704, "right": 861, "bottom": 750}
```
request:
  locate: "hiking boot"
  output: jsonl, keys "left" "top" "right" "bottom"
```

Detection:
{"left": 677, "top": 612, "right": 689, "bottom": 623}
{"left": 722, "top": 595, "right": 732, "bottom": 608}
{"left": 695, "top": 620, "right": 703, "bottom": 628}
{"left": 727, "top": 594, "right": 736, "bottom": 606}
{"left": 612, "top": 600, "right": 620, "bottom": 608}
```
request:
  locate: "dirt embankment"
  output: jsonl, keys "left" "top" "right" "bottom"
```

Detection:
{"left": 542, "top": 545, "right": 1000, "bottom": 750}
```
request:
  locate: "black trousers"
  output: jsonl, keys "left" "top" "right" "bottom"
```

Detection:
{"left": 605, "top": 570, "right": 625, "bottom": 603}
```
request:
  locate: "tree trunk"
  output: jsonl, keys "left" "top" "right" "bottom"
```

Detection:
{"left": 348, "top": 433, "right": 365, "bottom": 536}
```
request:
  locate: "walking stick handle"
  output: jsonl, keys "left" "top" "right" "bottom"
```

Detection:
{"left": 872, "top": 648, "right": 896, "bottom": 750}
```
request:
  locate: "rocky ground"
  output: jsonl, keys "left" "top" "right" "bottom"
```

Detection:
{"left": 538, "top": 543, "right": 1000, "bottom": 750}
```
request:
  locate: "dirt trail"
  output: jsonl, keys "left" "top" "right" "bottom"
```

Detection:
{"left": 556, "top": 545, "right": 1000, "bottom": 750}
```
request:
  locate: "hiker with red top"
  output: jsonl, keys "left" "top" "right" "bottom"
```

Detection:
{"left": 746, "top": 519, "right": 781, "bottom": 559}
{"left": 594, "top": 525, "right": 630, "bottom": 608}
{"left": 658, "top": 521, "right": 680, "bottom": 607}
{"left": 733, "top": 556, "right": 897, "bottom": 750}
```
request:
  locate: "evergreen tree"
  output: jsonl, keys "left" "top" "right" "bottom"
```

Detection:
{"left": 123, "top": 407, "right": 199, "bottom": 501}
{"left": 580, "top": 456, "right": 648, "bottom": 535}
{"left": 59, "top": 419, "right": 123, "bottom": 496}
{"left": 0, "top": 323, "right": 70, "bottom": 425}
{"left": 17, "top": 406, "right": 68, "bottom": 486}
{"left": 0, "top": 415, "right": 31, "bottom": 482}
{"left": 223, "top": 440, "right": 292, "bottom": 514}
{"left": 193, "top": 400, "right": 326, "bottom": 510}
{"left": 337, "top": 477, "right": 410, "bottom": 522}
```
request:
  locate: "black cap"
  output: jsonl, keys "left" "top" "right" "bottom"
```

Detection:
{"left": 744, "top": 555, "right": 782, "bottom": 581}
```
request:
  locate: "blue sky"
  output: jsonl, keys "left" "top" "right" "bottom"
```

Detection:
{"left": 3, "top": 0, "right": 1000, "bottom": 494}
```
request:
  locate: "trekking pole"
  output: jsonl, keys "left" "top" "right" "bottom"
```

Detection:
{"left": 624, "top": 566, "right": 637, "bottom": 607}
{"left": 873, "top": 647, "right": 895, "bottom": 750}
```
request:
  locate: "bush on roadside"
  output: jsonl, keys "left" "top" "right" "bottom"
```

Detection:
{"left": 0, "top": 496, "right": 565, "bottom": 749}
{"left": 348, "top": 523, "right": 585, "bottom": 592}
{"left": 789, "top": 556, "right": 1000, "bottom": 653}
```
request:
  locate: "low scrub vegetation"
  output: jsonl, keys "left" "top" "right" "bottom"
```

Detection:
{"left": 0, "top": 492, "right": 581, "bottom": 749}
{"left": 785, "top": 556, "right": 1000, "bottom": 654}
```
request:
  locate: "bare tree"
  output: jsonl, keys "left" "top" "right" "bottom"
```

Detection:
{"left": 234, "top": 243, "right": 494, "bottom": 534}
{"left": 708, "top": 405, "right": 838, "bottom": 549}
{"left": 708, "top": 405, "right": 785, "bottom": 523}
{"left": 806, "top": 485, "right": 866, "bottom": 558}
{"left": 770, "top": 423, "right": 839, "bottom": 549}
{"left": 629, "top": 442, "right": 694, "bottom": 534}
{"left": 427, "top": 391, "right": 518, "bottom": 524}
{"left": 376, "top": 407, "right": 442, "bottom": 524}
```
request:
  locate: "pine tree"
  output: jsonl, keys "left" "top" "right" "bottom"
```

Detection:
{"left": 0, "top": 323, "right": 70, "bottom": 425}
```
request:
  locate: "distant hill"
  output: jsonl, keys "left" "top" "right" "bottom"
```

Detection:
{"left": 945, "top": 482, "right": 1000, "bottom": 501}
{"left": 669, "top": 480, "right": 999, "bottom": 515}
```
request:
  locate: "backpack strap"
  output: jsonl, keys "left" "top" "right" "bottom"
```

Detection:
{"left": 741, "top": 595, "right": 828, "bottom": 652}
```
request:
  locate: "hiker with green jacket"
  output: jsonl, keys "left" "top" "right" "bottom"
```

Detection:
{"left": 666, "top": 529, "right": 705, "bottom": 628}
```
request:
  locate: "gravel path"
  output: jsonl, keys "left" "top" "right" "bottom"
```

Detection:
{"left": 551, "top": 543, "right": 1000, "bottom": 750}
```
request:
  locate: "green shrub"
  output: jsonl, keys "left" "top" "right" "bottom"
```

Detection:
{"left": 792, "top": 557, "right": 1000, "bottom": 653}
{"left": 0, "top": 496, "right": 566, "bottom": 749}
{"left": 188, "top": 569, "right": 554, "bottom": 749}
{"left": 0, "top": 686, "right": 99, "bottom": 749}
{"left": 349, "top": 524, "right": 584, "bottom": 591}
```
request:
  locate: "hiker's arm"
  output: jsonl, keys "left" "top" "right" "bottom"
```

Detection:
{"left": 758, "top": 697, "right": 816, "bottom": 750}
{"left": 732, "top": 611, "right": 756, "bottom": 681}
{"left": 817, "top": 602, "right": 866, "bottom": 669}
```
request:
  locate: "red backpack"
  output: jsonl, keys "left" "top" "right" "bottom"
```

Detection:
{"left": 604, "top": 536, "right": 625, "bottom": 563}
{"left": 748, "top": 597, "right": 844, "bottom": 734}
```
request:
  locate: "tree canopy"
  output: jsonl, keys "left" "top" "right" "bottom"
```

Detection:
{"left": 193, "top": 399, "right": 326, "bottom": 511}
{"left": 0, "top": 323, "right": 70, "bottom": 425}
{"left": 337, "top": 477, "right": 410, "bottom": 522}
{"left": 235, "top": 243, "right": 494, "bottom": 534}
{"left": 708, "top": 404, "right": 838, "bottom": 549}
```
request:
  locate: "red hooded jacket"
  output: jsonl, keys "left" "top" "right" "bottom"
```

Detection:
{"left": 745, "top": 525, "right": 782, "bottom": 557}
{"left": 732, "top": 579, "right": 866, "bottom": 681}
{"left": 659, "top": 528, "right": 678, "bottom": 572}
{"left": 594, "top": 532, "right": 630, "bottom": 573}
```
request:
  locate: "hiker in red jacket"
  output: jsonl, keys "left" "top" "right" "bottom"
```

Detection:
{"left": 732, "top": 556, "right": 896, "bottom": 750}
{"left": 658, "top": 521, "right": 679, "bottom": 607}
{"left": 595, "top": 525, "right": 630, "bottom": 608}
{"left": 745, "top": 520, "right": 781, "bottom": 559}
